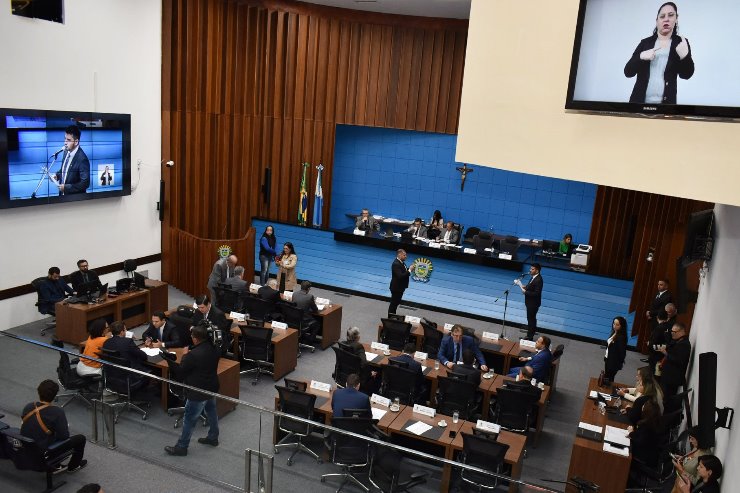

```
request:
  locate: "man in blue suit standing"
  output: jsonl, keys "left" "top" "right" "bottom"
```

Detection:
{"left": 507, "top": 335, "right": 552, "bottom": 382}
{"left": 437, "top": 325, "right": 489, "bottom": 372}
{"left": 331, "top": 374, "right": 370, "bottom": 417}
{"left": 56, "top": 125, "right": 90, "bottom": 195}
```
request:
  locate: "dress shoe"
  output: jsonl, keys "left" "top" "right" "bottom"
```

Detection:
{"left": 164, "top": 445, "right": 188, "bottom": 456}
{"left": 67, "top": 460, "right": 88, "bottom": 473}
{"left": 197, "top": 437, "right": 219, "bottom": 446}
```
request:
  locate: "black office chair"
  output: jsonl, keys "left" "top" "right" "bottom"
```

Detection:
{"left": 31, "top": 277, "right": 56, "bottom": 336}
{"left": 369, "top": 446, "right": 428, "bottom": 492}
{"left": 51, "top": 338, "right": 99, "bottom": 408}
{"left": 462, "top": 226, "right": 480, "bottom": 245}
{"left": 500, "top": 236, "right": 520, "bottom": 256}
{"left": 546, "top": 344, "right": 564, "bottom": 396}
{"left": 274, "top": 385, "right": 322, "bottom": 466}
{"left": 321, "top": 416, "right": 375, "bottom": 492}
{"left": 472, "top": 232, "right": 494, "bottom": 253}
{"left": 436, "top": 376, "right": 479, "bottom": 421}
{"left": 284, "top": 378, "right": 308, "bottom": 392}
{"left": 239, "top": 326, "right": 274, "bottom": 385}
{"left": 380, "top": 318, "right": 412, "bottom": 351}
{"left": 242, "top": 295, "right": 272, "bottom": 322}
{"left": 100, "top": 350, "right": 150, "bottom": 422}
{"left": 166, "top": 376, "right": 208, "bottom": 429}
{"left": 380, "top": 364, "right": 419, "bottom": 405}
{"left": 493, "top": 387, "right": 538, "bottom": 455}
{"left": 279, "top": 302, "right": 316, "bottom": 355}
{"left": 627, "top": 444, "right": 674, "bottom": 493}
{"left": 215, "top": 284, "right": 241, "bottom": 313}
{"left": 331, "top": 346, "right": 363, "bottom": 388}
{"left": 458, "top": 432, "right": 510, "bottom": 492}
{"left": 421, "top": 321, "right": 443, "bottom": 359}
{"left": 0, "top": 427, "right": 75, "bottom": 493}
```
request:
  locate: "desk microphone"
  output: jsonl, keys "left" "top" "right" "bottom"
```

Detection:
{"left": 517, "top": 272, "right": 528, "bottom": 279}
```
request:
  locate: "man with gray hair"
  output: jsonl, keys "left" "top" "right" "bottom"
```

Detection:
{"left": 207, "top": 254, "right": 238, "bottom": 305}
{"left": 225, "top": 266, "right": 247, "bottom": 293}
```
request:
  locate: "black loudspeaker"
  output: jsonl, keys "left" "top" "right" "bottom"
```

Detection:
{"left": 698, "top": 352, "right": 717, "bottom": 448}
{"left": 158, "top": 179, "right": 165, "bottom": 221}
{"left": 262, "top": 168, "right": 271, "bottom": 205}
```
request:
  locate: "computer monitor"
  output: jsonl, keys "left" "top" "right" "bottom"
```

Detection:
{"left": 542, "top": 240, "right": 560, "bottom": 253}
{"left": 94, "top": 283, "right": 108, "bottom": 299}
{"left": 76, "top": 279, "right": 101, "bottom": 297}
{"left": 116, "top": 277, "right": 133, "bottom": 293}
{"left": 133, "top": 271, "right": 147, "bottom": 289}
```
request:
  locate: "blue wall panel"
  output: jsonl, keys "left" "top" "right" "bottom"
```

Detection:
{"left": 330, "top": 125, "right": 597, "bottom": 244}
{"left": 253, "top": 220, "right": 636, "bottom": 345}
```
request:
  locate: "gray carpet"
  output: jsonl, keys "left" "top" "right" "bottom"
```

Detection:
{"left": 0, "top": 283, "right": 645, "bottom": 492}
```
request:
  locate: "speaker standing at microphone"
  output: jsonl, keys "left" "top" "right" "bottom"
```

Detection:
{"left": 514, "top": 263, "right": 543, "bottom": 340}
{"left": 55, "top": 125, "right": 90, "bottom": 195}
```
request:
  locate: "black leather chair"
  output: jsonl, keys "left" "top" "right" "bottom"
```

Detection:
{"left": 459, "top": 432, "right": 510, "bottom": 491}
{"left": 435, "top": 376, "right": 479, "bottom": 421}
{"left": 331, "top": 346, "right": 363, "bottom": 388}
{"left": 369, "top": 446, "right": 428, "bottom": 493}
{"left": 462, "top": 226, "right": 480, "bottom": 245}
{"left": 100, "top": 350, "right": 150, "bottom": 422}
{"left": 500, "top": 236, "right": 520, "bottom": 256}
{"left": 279, "top": 302, "right": 316, "bottom": 355}
{"left": 51, "top": 338, "right": 99, "bottom": 408}
{"left": 380, "top": 364, "right": 419, "bottom": 405}
{"left": 421, "top": 321, "right": 443, "bottom": 358}
{"left": 242, "top": 295, "right": 272, "bottom": 322}
{"left": 31, "top": 277, "right": 56, "bottom": 336}
{"left": 274, "top": 385, "right": 322, "bottom": 466}
{"left": 0, "top": 427, "right": 75, "bottom": 493}
{"left": 472, "top": 232, "right": 494, "bottom": 253}
{"left": 166, "top": 374, "right": 208, "bottom": 429}
{"left": 380, "top": 318, "right": 412, "bottom": 351}
{"left": 239, "top": 326, "right": 274, "bottom": 385}
{"left": 493, "top": 387, "right": 539, "bottom": 456}
{"left": 283, "top": 378, "right": 308, "bottom": 392}
{"left": 215, "top": 284, "right": 241, "bottom": 313}
{"left": 321, "top": 416, "right": 375, "bottom": 492}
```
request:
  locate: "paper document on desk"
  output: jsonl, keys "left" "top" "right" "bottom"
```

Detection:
{"left": 365, "top": 352, "right": 380, "bottom": 362}
{"left": 578, "top": 422, "right": 603, "bottom": 434}
{"left": 141, "top": 348, "right": 161, "bottom": 357}
{"left": 604, "top": 442, "right": 629, "bottom": 456}
{"left": 315, "top": 297, "right": 331, "bottom": 306}
{"left": 604, "top": 425, "right": 630, "bottom": 447}
{"left": 405, "top": 421, "right": 433, "bottom": 436}
{"left": 372, "top": 408, "right": 387, "bottom": 420}
{"left": 316, "top": 304, "right": 326, "bottom": 311}
{"left": 125, "top": 331, "right": 135, "bottom": 338}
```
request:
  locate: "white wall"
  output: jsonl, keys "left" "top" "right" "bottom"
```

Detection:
{"left": 685, "top": 204, "right": 740, "bottom": 485}
{"left": 0, "top": 0, "right": 162, "bottom": 328}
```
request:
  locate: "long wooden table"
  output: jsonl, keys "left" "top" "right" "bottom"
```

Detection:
{"left": 566, "top": 377, "right": 631, "bottom": 493}
{"left": 230, "top": 323, "right": 298, "bottom": 380}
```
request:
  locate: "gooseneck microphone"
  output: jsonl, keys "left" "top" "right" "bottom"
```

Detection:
{"left": 50, "top": 146, "right": 66, "bottom": 158}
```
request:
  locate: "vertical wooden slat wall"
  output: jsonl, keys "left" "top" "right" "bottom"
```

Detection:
{"left": 588, "top": 186, "right": 712, "bottom": 351}
{"left": 161, "top": 0, "right": 468, "bottom": 295}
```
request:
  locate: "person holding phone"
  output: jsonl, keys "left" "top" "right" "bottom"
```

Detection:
{"left": 670, "top": 427, "right": 713, "bottom": 492}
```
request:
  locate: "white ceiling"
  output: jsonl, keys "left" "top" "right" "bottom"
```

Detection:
{"left": 298, "top": 0, "right": 471, "bottom": 19}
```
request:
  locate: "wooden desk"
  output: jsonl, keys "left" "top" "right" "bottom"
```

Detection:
{"left": 488, "top": 376, "right": 550, "bottom": 446}
{"left": 152, "top": 348, "right": 240, "bottom": 418}
{"left": 56, "top": 289, "right": 153, "bottom": 344}
{"left": 315, "top": 304, "right": 342, "bottom": 349}
{"left": 230, "top": 323, "right": 298, "bottom": 380}
{"left": 144, "top": 279, "right": 169, "bottom": 313}
{"left": 566, "top": 377, "right": 631, "bottom": 493}
{"left": 501, "top": 342, "right": 561, "bottom": 392}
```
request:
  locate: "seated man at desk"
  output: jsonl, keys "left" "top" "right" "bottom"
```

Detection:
{"left": 439, "top": 221, "right": 459, "bottom": 244}
{"left": 331, "top": 373, "right": 371, "bottom": 417}
{"left": 103, "top": 321, "right": 149, "bottom": 372}
{"left": 291, "top": 281, "right": 320, "bottom": 344}
{"left": 224, "top": 265, "right": 248, "bottom": 293}
{"left": 191, "top": 294, "right": 232, "bottom": 355}
{"left": 143, "top": 311, "right": 183, "bottom": 349}
{"left": 505, "top": 365, "right": 542, "bottom": 400}
{"left": 355, "top": 208, "right": 380, "bottom": 231}
{"left": 405, "top": 218, "right": 427, "bottom": 239}
{"left": 507, "top": 335, "right": 552, "bottom": 383}
{"left": 438, "top": 325, "right": 489, "bottom": 372}
{"left": 69, "top": 259, "right": 100, "bottom": 293}
{"left": 38, "top": 267, "right": 74, "bottom": 315}
{"left": 389, "top": 343, "right": 427, "bottom": 402}
{"left": 452, "top": 349, "right": 481, "bottom": 386}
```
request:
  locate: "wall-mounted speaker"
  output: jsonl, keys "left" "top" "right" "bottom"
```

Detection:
{"left": 262, "top": 168, "right": 271, "bottom": 205}
{"left": 158, "top": 179, "right": 165, "bottom": 221}
{"left": 698, "top": 352, "right": 717, "bottom": 448}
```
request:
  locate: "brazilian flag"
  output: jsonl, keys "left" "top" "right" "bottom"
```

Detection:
{"left": 298, "top": 162, "right": 309, "bottom": 225}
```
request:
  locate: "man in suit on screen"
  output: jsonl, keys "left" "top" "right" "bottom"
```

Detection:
{"left": 56, "top": 125, "right": 90, "bottom": 195}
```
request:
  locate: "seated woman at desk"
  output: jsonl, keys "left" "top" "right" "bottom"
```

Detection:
{"left": 77, "top": 318, "right": 110, "bottom": 377}
{"left": 559, "top": 233, "right": 575, "bottom": 255}
{"left": 427, "top": 210, "right": 444, "bottom": 239}
{"left": 628, "top": 399, "right": 663, "bottom": 481}
{"left": 618, "top": 366, "right": 664, "bottom": 414}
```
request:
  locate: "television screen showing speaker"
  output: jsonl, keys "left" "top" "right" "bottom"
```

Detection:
{"left": 0, "top": 108, "right": 131, "bottom": 209}
{"left": 565, "top": 0, "right": 740, "bottom": 119}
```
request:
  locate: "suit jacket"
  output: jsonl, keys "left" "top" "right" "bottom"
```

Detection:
{"left": 141, "top": 320, "right": 182, "bottom": 348}
{"left": 605, "top": 335, "right": 627, "bottom": 374}
{"left": 508, "top": 348, "right": 552, "bottom": 382}
{"left": 38, "top": 278, "right": 74, "bottom": 312}
{"left": 224, "top": 275, "right": 247, "bottom": 293}
{"left": 624, "top": 34, "right": 694, "bottom": 104}
{"left": 207, "top": 258, "right": 232, "bottom": 290}
{"left": 452, "top": 363, "right": 481, "bottom": 387}
{"left": 440, "top": 228, "right": 459, "bottom": 245}
{"left": 102, "top": 334, "right": 149, "bottom": 371}
{"left": 661, "top": 337, "right": 691, "bottom": 389}
{"left": 69, "top": 269, "right": 100, "bottom": 292}
{"left": 524, "top": 274, "right": 543, "bottom": 308}
{"left": 192, "top": 305, "right": 230, "bottom": 333}
{"left": 648, "top": 290, "right": 673, "bottom": 318}
{"left": 406, "top": 224, "right": 427, "bottom": 238}
{"left": 292, "top": 290, "right": 318, "bottom": 316}
{"left": 355, "top": 216, "right": 380, "bottom": 231}
{"left": 258, "top": 285, "right": 281, "bottom": 308}
{"left": 389, "top": 258, "right": 411, "bottom": 293}
{"left": 437, "top": 335, "right": 486, "bottom": 367}
{"left": 170, "top": 341, "right": 220, "bottom": 401}
{"left": 331, "top": 387, "right": 371, "bottom": 417}
{"left": 56, "top": 147, "right": 90, "bottom": 195}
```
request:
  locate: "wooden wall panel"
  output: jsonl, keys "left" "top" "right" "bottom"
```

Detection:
{"left": 161, "top": 0, "right": 468, "bottom": 287}
{"left": 588, "top": 186, "right": 712, "bottom": 351}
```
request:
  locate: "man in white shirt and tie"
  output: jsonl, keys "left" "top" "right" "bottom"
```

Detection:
{"left": 441, "top": 221, "right": 459, "bottom": 244}
{"left": 56, "top": 125, "right": 90, "bottom": 195}
{"left": 515, "top": 263, "right": 544, "bottom": 340}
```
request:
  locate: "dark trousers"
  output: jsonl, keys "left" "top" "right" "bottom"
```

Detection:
{"left": 604, "top": 362, "right": 619, "bottom": 383}
{"left": 388, "top": 289, "right": 404, "bottom": 315}
{"left": 50, "top": 434, "right": 86, "bottom": 469}
{"left": 525, "top": 303, "right": 539, "bottom": 340}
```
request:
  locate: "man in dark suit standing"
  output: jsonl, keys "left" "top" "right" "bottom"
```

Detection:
{"left": 516, "top": 263, "right": 543, "bottom": 340}
{"left": 658, "top": 322, "right": 691, "bottom": 399}
{"left": 165, "top": 324, "right": 220, "bottom": 456}
{"left": 191, "top": 294, "right": 232, "bottom": 355}
{"left": 69, "top": 259, "right": 100, "bottom": 292}
{"left": 103, "top": 321, "right": 149, "bottom": 374}
{"left": 143, "top": 311, "right": 183, "bottom": 349}
{"left": 389, "top": 249, "right": 415, "bottom": 315}
{"left": 56, "top": 125, "right": 90, "bottom": 195}
{"left": 646, "top": 279, "right": 672, "bottom": 328}
{"left": 331, "top": 373, "right": 371, "bottom": 417}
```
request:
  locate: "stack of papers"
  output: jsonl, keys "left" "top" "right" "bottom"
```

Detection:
{"left": 604, "top": 425, "right": 630, "bottom": 447}
{"left": 142, "top": 347, "right": 161, "bottom": 357}
{"left": 405, "top": 421, "right": 433, "bottom": 436}
{"left": 372, "top": 408, "right": 387, "bottom": 420}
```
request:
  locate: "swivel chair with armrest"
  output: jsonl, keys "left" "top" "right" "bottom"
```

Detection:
{"left": 492, "top": 387, "right": 539, "bottom": 456}
{"left": 31, "top": 277, "right": 56, "bottom": 336}
{"left": 331, "top": 346, "right": 364, "bottom": 388}
{"left": 279, "top": 302, "right": 316, "bottom": 355}
{"left": 369, "top": 446, "right": 429, "bottom": 492}
{"left": 380, "top": 318, "right": 412, "bottom": 351}
{"left": 274, "top": 385, "right": 322, "bottom": 466}
{"left": 500, "top": 236, "right": 520, "bottom": 256}
{"left": 380, "top": 364, "right": 419, "bottom": 405}
{"left": 100, "top": 350, "right": 150, "bottom": 422}
{"left": 321, "top": 416, "right": 375, "bottom": 492}
{"left": 239, "top": 326, "right": 274, "bottom": 385}
{"left": 472, "top": 232, "right": 494, "bottom": 253}
{"left": 421, "top": 321, "right": 443, "bottom": 358}
{"left": 435, "top": 375, "right": 479, "bottom": 421}
{"left": 51, "top": 338, "right": 99, "bottom": 408}
{"left": 462, "top": 227, "right": 480, "bottom": 245}
{"left": 459, "top": 432, "right": 510, "bottom": 492}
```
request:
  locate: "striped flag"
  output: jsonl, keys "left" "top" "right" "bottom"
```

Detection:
{"left": 313, "top": 164, "right": 324, "bottom": 227}
{"left": 298, "top": 162, "right": 309, "bottom": 226}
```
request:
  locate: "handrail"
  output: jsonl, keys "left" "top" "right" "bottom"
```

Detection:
{"left": 0, "top": 330, "right": 562, "bottom": 492}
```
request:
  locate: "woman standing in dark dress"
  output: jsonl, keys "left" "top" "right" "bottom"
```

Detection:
{"left": 605, "top": 316, "right": 628, "bottom": 382}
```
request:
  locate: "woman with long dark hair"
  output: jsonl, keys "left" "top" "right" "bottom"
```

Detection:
{"left": 624, "top": 2, "right": 694, "bottom": 104}
{"left": 276, "top": 242, "right": 297, "bottom": 291}
{"left": 605, "top": 316, "right": 628, "bottom": 382}
{"left": 259, "top": 225, "right": 277, "bottom": 285}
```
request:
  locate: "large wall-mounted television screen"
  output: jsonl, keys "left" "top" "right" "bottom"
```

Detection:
{"left": 0, "top": 108, "right": 131, "bottom": 209}
{"left": 566, "top": 0, "right": 740, "bottom": 120}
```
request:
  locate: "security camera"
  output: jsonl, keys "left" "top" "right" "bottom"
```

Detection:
{"left": 165, "top": 160, "right": 175, "bottom": 167}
